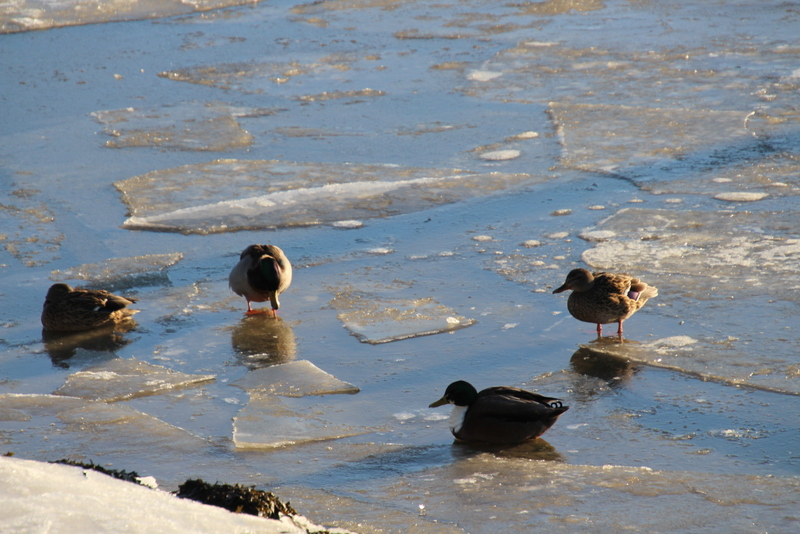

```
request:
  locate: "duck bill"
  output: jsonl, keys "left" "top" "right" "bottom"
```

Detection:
{"left": 429, "top": 396, "right": 449, "bottom": 408}
{"left": 552, "top": 284, "right": 568, "bottom": 294}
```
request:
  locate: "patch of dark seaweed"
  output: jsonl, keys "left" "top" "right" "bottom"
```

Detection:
{"left": 53, "top": 459, "right": 144, "bottom": 485}
{"left": 175, "top": 478, "right": 298, "bottom": 520}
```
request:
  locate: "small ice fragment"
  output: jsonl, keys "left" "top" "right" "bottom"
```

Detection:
{"left": 446, "top": 317, "right": 461, "bottom": 325}
{"left": 472, "top": 235, "right": 493, "bottom": 242}
{"left": 467, "top": 70, "right": 502, "bottom": 82}
{"left": 520, "top": 240, "right": 542, "bottom": 248}
{"left": 553, "top": 256, "right": 566, "bottom": 260}
{"left": 233, "top": 394, "right": 372, "bottom": 449}
{"left": 393, "top": 412, "right": 416, "bottom": 421}
{"left": 367, "top": 247, "right": 394, "bottom": 255}
{"left": 712, "top": 178, "right": 732, "bottom": 183}
{"left": 230, "top": 360, "right": 359, "bottom": 397}
{"left": 579, "top": 230, "right": 616, "bottom": 242}
{"left": 588, "top": 205, "right": 605, "bottom": 210}
{"left": 53, "top": 359, "right": 215, "bottom": 402}
{"left": 454, "top": 477, "right": 477, "bottom": 484}
{"left": 551, "top": 209, "right": 572, "bottom": 216}
{"left": 502, "top": 323, "right": 518, "bottom": 330}
{"left": 665, "top": 198, "right": 683, "bottom": 204}
{"left": 714, "top": 192, "right": 769, "bottom": 202}
{"left": 333, "top": 220, "right": 364, "bottom": 229}
{"left": 545, "top": 232, "right": 569, "bottom": 239}
{"left": 136, "top": 476, "right": 158, "bottom": 489}
{"left": 480, "top": 150, "right": 520, "bottom": 161}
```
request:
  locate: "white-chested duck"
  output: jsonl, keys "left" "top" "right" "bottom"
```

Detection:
{"left": 229, "top": 244, "right": 292, "bottom": 317}
{"left": 429, "top": 380, "right": 569, "bottom": 444}
{"left": 41, "top": 283, "right": 139, "bottom": 332}
{"left": 553, "top": 268, "right": 658, "bottom": 336}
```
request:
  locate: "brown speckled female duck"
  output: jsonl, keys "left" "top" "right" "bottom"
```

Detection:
{"left": 41, "top": 283, "right": 139, "bottom": 332}
{"left": 429, "top": 380, "right": 569, "bottom": 444}
{"left": 553, "top": 268, "right": 658, "bottom": 336}
{"left": 229, "top": 244, "right": 292, "bottom": 317}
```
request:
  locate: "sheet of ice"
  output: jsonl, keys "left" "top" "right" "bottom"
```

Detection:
{"left": 581, "top": 208, "right": 800, "bottom": 297}
{"left": 0, "top": 0, "right": 267, "bottom": 34}
{"left": 329, "top": 288, "right": 475, "bottom": 344}
{"left": 91, "top": 102, "right": 267, "bottom": 151}
{"left": 0, "top": 457, "right": 341, "bottom": 534}
{"left": 464, "top": 39, "right": 800, "bottom": 111}
{"left": 53, "top": 358, "right": 215, "bottom": 402}
{"left": 232, "top": 393, "right": 373, "bottom": 449}
{"left": 0, "top": 180, "right": 63, "bottom": 267}
{"left": 158, "top": 56, "right": 370, "bottom": 95}
{"left": 0, "top": 394, "right": 216, "bottom": 465}
{"left": 375, "top": 454, "right": 800, "bottom": 533}
{"left": 50, "top": 253, "right": 183, "bottom": 289}
{"left": 549, "top": 102, "right": 751, "bottom": 176}
{"left": 231, "top": 360, "right": 359, "bottom": 396}
{"left": 114, "top": 159, "right": 534, "bottom": 234}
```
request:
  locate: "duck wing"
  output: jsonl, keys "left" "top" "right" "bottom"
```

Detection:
{"left": 471, "top": 387, "right": 568, "bottom": 421}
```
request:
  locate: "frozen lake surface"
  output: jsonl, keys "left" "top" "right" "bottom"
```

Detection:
{"left": 1, "top": 0, "right": 799, "bottom": 532}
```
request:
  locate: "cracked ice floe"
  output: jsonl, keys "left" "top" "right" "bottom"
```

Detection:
{"left": 574, "top": 337, "right": 800, "bottom": 396}
{"left": 231, "top": 360, "right": 359, "bottom": 397}
{"left": 232, "top": 394, "right": 373, "bottom": 449}
{"left": 329, "top": 288, "right": 475, "bottom": 344}
{"left": 91, "top": 102, "right": 271, "bottom": 151}
{"left": 464, "top": 40, "right": 800, "bottom": 111}
{"left": 549, "top": 102, "right": 751, "bottom": 177}
{"left": 0, "top": 394, "right": 212, "bottom": 461}
{"left": 581, "top": 207, "right": 800, "bottom": 297}
{"left": 50, "top": 253, "right": 183, "bottom": 289}
{"left": 53, "top": 358, "right": 215, "bottom": 402}
{"left": 115, "top": 159, "right": 533, "bottom": 234}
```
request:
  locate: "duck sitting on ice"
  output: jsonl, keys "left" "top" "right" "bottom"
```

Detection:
{"left": 41, "top": 283, "right": 139, "bottom": 332}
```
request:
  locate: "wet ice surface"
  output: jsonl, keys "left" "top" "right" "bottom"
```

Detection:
{"left": 231, "top": 360, "right": 359, "bottom": 396}
{"left": 2, "top": 0, "right": 800, "bottom": 532}
{"left": 91, "top": 102, "right": 267, "bottom": 151}
{"left": 330, "top": 286, "right": 476, "bottom": 344}
{"left": 53, "top": 358, "right": 215, "bottom": 402}
{"left": 115, "top": 159, "right": 534, "bottom": 234}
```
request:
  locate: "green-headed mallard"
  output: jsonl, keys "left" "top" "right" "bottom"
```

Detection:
{"left": 229, "top": 244, "right": 292, "bottom": 317}
{"left": 41, "top": 283, "right": 139, "bottom": 332}
{"left": 429, "top": 380, "right": 569, "bottom": 444}
{"left": 553, "top": 268, "right": 658, "bottom": 336}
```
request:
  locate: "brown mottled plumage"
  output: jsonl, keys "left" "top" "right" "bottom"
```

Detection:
{"left": 429, "top": 380, "right": 569, "bottom": 444}
{"left": 229, "top": 244, "right": 292, "bottom": 317}
{"left": 553, "top": 268, "right": 658, "bottom": 336}
{"left": 41, "top": 283, "right": 139, "bottom": 332}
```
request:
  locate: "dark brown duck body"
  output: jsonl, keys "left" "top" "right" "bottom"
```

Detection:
{"left": 430, "top": 381, "right": 569, "bottom": 444}
{"left": 41, "top": 283, "right": 139, "bottom": 332}
{"left": 553, "top": 268, "right": 657, "bottom": 336}
{"left": 229, "top": 244, "right": 293, "bottom": 316}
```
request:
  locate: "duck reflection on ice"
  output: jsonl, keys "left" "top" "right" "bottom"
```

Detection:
{"left": 569, "top": 344, "right": 639, "bottom": 386}
{"left": 42, "top": 322, "right": 137, "bottom": 368}
{"left": 230, "top": 314, "right": 297, "bottom": 368}
{"left": 450, "top": 438, "right": 564, "bottom": 462}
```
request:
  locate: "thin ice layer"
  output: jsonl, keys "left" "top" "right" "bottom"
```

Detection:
{"left": 53, "top": 358, "right": 215, "bottom": 402}
{"left": 50, "top": 253, "right": 183, "bottom": 289}
{"left": 581, "top": 208, "right": 800, "bottom": 296}
{"left": 114, "top": 159, "right": 533, "bottom": 234}
{"left": 91, "top": 102, "right": 266, "bottom": 151}
{"left": 0, "top": 394, "right": 216, "bottom": 465}
{"left": 330, "top": 288, "right": 475, "bottom": 344}
{"left": 232, "top": 394, "right": 372, "bottom": 449}
{"left": 230, "top": 360, "right": 359, "bottom": 396}
{"left": 377, "top": 454, "right": 800, "bottom": 532}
